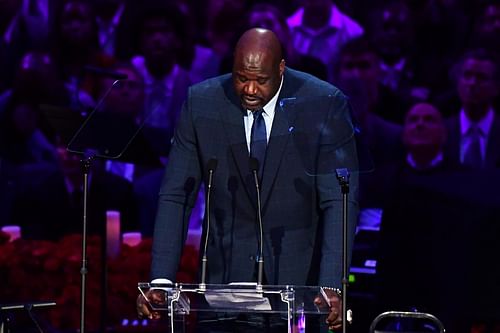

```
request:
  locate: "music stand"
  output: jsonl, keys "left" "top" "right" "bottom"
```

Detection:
{"left": 60, "top": 80, "right": 168, "bottom": 333}
{"left": 0, "top": 301, "right": 55, "bottom": 333}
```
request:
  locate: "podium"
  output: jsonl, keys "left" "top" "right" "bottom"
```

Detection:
{"left": 138, "top": 282, "right": 332, "bottom": 333}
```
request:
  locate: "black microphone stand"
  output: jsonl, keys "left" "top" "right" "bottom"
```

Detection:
{"left": 249, "top": 158, "right": 264, "bottom": 291}
{"left": 200, "top": 159, "right": 218, "bottom": 290}
{"left": 335, "top": 168, "right": 350, "bottom": 333}
{"left": 79, "top": 151, "right": 96, "bottom": 333}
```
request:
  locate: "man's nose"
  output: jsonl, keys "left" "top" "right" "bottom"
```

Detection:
{"left": 244, "top": 81, "right": 257, "bottom": 95}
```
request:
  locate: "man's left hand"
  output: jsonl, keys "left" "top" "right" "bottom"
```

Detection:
{"left": 313, "top": 288, "right": 342, "bottom": 331}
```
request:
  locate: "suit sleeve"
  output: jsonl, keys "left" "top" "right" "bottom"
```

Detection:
{"left": 317, "top": 92, "right": 360, "bottom": 287}
{"left": 151, "top": 90, "right": 202, "bottom": 281}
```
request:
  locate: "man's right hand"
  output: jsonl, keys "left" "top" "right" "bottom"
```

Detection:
{"left": 136, "top": 289, "right": 166, "bottom": 320}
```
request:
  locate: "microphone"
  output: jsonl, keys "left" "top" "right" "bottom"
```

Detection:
{"left": 249, "top": 157, "right": 264, "bottom": 290}
{"left": 84, "top": 65, "right": 128, "bottom": 80}
{"left": 200, "top": 158, "right": 218, "bottom": 290}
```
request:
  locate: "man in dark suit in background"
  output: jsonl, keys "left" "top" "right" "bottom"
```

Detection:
{"left": 444, "top": 49, "right": 500, "bottom": 169}
{"left": 137, "top": 28, "right": 359, "bottom": 332}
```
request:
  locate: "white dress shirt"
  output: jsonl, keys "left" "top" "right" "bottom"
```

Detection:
{"left": 243, "top": 76, "right": 284, "bottom": 153}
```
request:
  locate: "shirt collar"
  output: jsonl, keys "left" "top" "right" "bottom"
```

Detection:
{"left": 460, "top": 107, "right": 494, "bottom": 137}
{"left": 406, "top": 152, "right": 443, "bottom": 170}
{"left": 246, "top": 75, "right": 284, "bottom": 117}
{"left": 380, "top": 58, "right": 406, "bottom": 72}
{"left": 287, "top": 4, "right": 342, "bottom": 30}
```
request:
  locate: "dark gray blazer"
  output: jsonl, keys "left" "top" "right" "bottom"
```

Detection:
{"left": 151, "top": 68, "right": 359, "bottom": 287}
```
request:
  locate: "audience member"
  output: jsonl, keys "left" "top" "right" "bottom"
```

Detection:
{"left": 0, "top": 0, "right": 23, "bottom": 91}
{"left": 93, "top": 0, "right": 128, "bottom": 57}
{"left": 403, "top": 103, "right": 448, "bottom": 171}
{"left": 172, "top": 2, "right": 220, "bottom": 84}
{"left": 334, "top": 37, "right": 406, "bottom": 241}
{"left": 336, "top": 38, "right": 404, "bottom": 168}
{"left": 367, "top": 1, "right": 438, "bottom": 121}
{"left": 0, "top": 51, "right": 69, "bottom": 166}
{"left": 444, "top": 49, "right": 500, "bottom": 169}
{"left": 204, "top": 0, "right": 247, "bottom": 62}
{"left": 8, "top": 143, "right": 138, "bottom": 240}
{"left": 130, "top": 4, "right": 190, "bottom": 133}
{"left": 287, "top": 0, "right": 364, "bottom": 83}
{"left": 245, "top": 3, "right": 328, "bottom": 81}
{"left": 472, "top": 0, "right": 500, "bottom": 54}
{"left": 51, "top": 0, "right": 115, "bottom": 110}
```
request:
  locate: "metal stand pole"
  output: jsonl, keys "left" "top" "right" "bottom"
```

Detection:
{"left": 335, "top": 168, "right": 350, "bottom": 333}
{"left": 79, "top": 155, "right": 93, "bottom": 333}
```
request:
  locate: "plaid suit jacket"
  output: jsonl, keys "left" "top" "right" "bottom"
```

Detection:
{"left": 151, "top": 68, "right": 359, "bottom": 287}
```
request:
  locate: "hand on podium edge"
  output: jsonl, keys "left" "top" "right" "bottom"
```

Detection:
{"left": 313, "top": 287, "right": 343, "bottom": 332}
{"left": 136, "top": 289, "right": 166, "bottom": 320}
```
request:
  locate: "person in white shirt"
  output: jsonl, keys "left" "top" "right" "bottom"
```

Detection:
{"left": 287, "top": 0, "right": 364, "bottom": 83}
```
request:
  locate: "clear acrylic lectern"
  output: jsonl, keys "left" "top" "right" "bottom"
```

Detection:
{"left": 138, "top": 282, "right": 332, "bottom": 333}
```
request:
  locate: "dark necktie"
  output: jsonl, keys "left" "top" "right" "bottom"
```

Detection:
{"left": 463, "top": 126, "right": 483, "bottom": 168}
{"left": 250, "top": 109, "right": 267, "bottom": 178}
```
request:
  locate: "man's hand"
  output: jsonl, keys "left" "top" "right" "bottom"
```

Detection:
{"left": 314, "top": 288, "right": 342, "bottom": 331}
{"left": 136, "top": 289, "right": 166, "bottom": 320}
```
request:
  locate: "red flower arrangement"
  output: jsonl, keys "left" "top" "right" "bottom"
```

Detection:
{"left": 0, "top": 234, "right": 199, "bottom": 332}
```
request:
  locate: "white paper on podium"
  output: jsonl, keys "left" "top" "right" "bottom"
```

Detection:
{"left": 204, "top": 283, "right": 272, "bottom": 311}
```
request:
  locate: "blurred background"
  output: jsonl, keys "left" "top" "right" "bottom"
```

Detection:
{"left": 0, "top": 0, "right": 499, "bottom": 332}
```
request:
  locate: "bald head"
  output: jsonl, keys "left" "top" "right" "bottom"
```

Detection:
{"left": 235, "top": 27, "right": 283, "bottom": 61}
{"left": 232, "top": 28, "right": 285, "bottom": 110}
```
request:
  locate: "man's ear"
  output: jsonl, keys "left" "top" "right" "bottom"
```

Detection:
{"left": 279, "top": 59, "right": 285, "bottom": 76}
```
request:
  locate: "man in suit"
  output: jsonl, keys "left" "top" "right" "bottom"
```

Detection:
{"left": 138, "top": 28, "right": 359, "bottom": 332}
{"left": 444, "top": 49, "right": 500, "bottom": 169}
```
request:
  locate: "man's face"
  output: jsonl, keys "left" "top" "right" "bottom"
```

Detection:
{"left": 60, "top": 2, "right": 94, "bottom": 46}
{"left": 480, "top": 4, "right": 500, "bottom": 34}
{"left": 102, "top": 68, "right": 144, "bottom": 118}
{"left": 403, "top": 104, "right": 446, "bottom": 149}
{"left": 374, "top": 4, "right": 412, "bottom": 58}
{"left": 457, "top": 58, "right": 498, "bottom": 107}
{"left": 233, "top": 50, "right": 284, "bottom": 111}
{"left": 338, "top": 52, "right": 380, "bottom": 106}
{"left": 141, "top": 17, "right": 178, "bottom": 64}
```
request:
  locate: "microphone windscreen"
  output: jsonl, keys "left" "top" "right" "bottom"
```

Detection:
{"left": 207, "top": 158, "right": 218, "bottom": 171}
{"left": 249, "top": 157, "right": 259, "bottom": 172}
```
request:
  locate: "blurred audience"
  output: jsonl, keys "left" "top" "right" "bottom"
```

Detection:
{"left": 0, "top": 1, "right": 499, "bottom": 331}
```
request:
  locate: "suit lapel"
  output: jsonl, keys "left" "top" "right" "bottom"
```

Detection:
{"left": 219, "top": 78, "right": 256, "bottom": 201}
{"left": 260, "top": 98, "right": 297, "bottom": 208}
